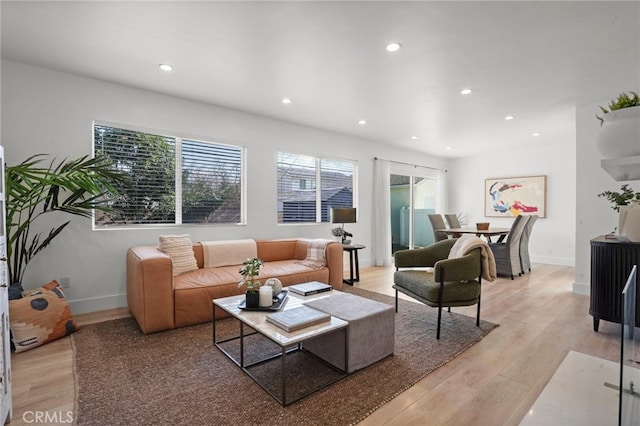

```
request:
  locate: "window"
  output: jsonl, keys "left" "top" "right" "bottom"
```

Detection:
{"left": 277, "top": 152, "right": 356, "bottom": 223}
{"left": 94, "top": 123, "right": 244, "bottom": 227}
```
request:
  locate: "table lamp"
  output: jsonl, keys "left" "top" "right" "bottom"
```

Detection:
{"left": 331, "top": 207, "right": 356, "bottom": 244}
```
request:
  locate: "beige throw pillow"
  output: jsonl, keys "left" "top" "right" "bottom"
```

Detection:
{"left": 159, "top": 234, "right": 198, "bottom": 276}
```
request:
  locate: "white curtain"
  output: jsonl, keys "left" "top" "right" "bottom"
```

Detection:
{"left": 372, "top": 158, "right": 392, "bottom": 266}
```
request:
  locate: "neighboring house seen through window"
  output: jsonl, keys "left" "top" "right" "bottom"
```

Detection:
{"left": 277, "top": 152, "right": 356, "bottom": 223}
{"left": 93, "top": 123, "right": 244, "bottom": 227}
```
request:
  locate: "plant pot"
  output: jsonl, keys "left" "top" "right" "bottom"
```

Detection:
{"left": 618, "top": 201, "right": 640, "bottom": 242}
{"left": 596, "top": 106, "right": 640, "bottom": 159}
{"left": 476, "top": 222, "right": 490, "bottom": 231}
{"left": 245, "top": 291, "right": 260, "bottom": 309}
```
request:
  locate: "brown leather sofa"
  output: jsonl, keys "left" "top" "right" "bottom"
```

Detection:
{"left": 127, "top": 239, "right": 344, "bottom": 334}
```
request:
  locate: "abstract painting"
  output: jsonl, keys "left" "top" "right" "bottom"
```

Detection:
{"left": 484, "top": 175, "right": 546, "bottom": 217}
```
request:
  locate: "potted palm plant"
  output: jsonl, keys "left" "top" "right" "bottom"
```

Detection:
{"left": 596, "top": 91, "right": 640, "bottom": 159}
{"left": 238, "top": 257, "right": 264, "bottom": 308}
{"left": 5, "top": 154, "right": 129, "bottom": 286}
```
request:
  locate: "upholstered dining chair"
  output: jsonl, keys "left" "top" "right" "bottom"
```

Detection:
{"left": 488, "top": 215, "right": 529, "bottom": 280}
{"left": 393, "top": 239, "right": 483, "bottom": 339}
{"left": 444, "top": 214, "right": 461, "bottom": 228}
{"left": 444, "top": 213, "right": 462, "bottom": 238}
{"left": 519, "top": 214, "right": 538, "bottom": 274}
{"left": 428, "top": 214, "right": 449, "bottom": 242}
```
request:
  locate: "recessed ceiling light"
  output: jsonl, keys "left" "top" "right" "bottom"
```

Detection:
{"left": 460, "top": 88, "right": 473, "bottom": 95}
{"left": 386, "top": 42, "right": 401, "bottom": 52}
{"left": 159, "top": 64, "right": 174, "bottom": 71}
{"left": 505, "top": 115, "right": 515, "bottom": 120}
{"left": 532, "top": 132, "right": 541, "bottom": 137}
{"left": 410, "top": 136, "right": 418, "bottom": 140}
{"left": 445, "top": 146, "right": 452, "bottom": 151}
{"left": 358, "top": 119, "right": 367, "bottom": 125}
{"left": 281, "top": 98, "right": 292, "bottom": 104}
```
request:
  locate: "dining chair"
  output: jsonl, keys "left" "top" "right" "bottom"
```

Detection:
{"left": 519, "top": 214, "right": 538, "bottom": 274}
{"left": 428, "top": 214, "right": 449, "bottom": 242}
{"left": 488, "top": 215, "right": 529, "bottom": 279}
{"left": 444, "top": 213, "right": 462, "bottom": 238}
{"left": 444, "top": 214, "right": 461, "bottom": 228}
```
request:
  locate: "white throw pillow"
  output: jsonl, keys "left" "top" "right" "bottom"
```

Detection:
{"left": 158, "top": 234, "right": 198, "bottom": 276}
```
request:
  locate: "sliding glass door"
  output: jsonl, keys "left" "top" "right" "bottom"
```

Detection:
{"left": 390, "top": 170, "right": 439, "bottom": 254}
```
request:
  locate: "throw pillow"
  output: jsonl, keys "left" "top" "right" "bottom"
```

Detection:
{"left": 21, "top": 279, "right": 60, "bottom": 297}
{"left": 9, "top": 285, "right": 79, "bottom": 353}
{"left": 158, "top": 234, "right": 198, "bottom": 276}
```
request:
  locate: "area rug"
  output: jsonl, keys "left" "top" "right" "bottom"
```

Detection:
{"left": 71, "top": 287, "right": 498, "bottom": 425}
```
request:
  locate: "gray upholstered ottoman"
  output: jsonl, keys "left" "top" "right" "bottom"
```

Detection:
{"left": 303, "top": 292, "right": 394, "bottom": 373}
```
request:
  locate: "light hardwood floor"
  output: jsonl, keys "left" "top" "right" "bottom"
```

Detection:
{"left": 8, "top": 264, "right": 620, "bottom": 425}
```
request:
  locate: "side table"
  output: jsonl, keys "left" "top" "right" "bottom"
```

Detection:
{"left": 342, "top": 244, "right": 365, "bottom": 285}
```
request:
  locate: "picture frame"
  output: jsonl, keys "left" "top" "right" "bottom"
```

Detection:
{"left": 484, "top": 175, "right": 546, "bottom": 218}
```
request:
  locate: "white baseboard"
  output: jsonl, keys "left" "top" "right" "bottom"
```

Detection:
{"left": 531, "top": 255, "right": 575, "bottom": 267}
{"left": 68, "top": 293, "right": 128, "bottom": 315}
{"left": 573, "top": 281, "right": 590, "bottom": 295}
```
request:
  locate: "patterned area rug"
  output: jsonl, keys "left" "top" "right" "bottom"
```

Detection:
{"left": 72, "top": 287, "right": 498, "bottom": 425}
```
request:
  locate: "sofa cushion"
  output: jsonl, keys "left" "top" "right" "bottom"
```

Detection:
{"left": 174, "top": 265, "right": 241, "bottom": 290}
{"left": 9, "top": 286, "right": 79, "bottom": 353}
{"left": 201, "top": 239, "right": 257, "bottom": 267}
{"left": 173, "top": 260, "right": 328, "bottom": 290}
{"left": 159, "top": 234, "right": 198, "bottom": 276}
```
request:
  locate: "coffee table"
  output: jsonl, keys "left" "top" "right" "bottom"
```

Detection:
{"left": 212, "top": 291, "right": 348, "bottom": 406}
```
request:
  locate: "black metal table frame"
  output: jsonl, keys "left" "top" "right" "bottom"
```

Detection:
{"left": 342, "top": 244, "right": 365, "bottom": 285}
{"left": 212, "top": 303, "right": 348, "bottom": 406}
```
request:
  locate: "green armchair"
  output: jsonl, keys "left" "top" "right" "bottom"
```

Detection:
{"left": 393, "top": 238, "right": 482, "bottom": 339}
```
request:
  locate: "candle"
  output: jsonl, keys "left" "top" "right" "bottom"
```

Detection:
{"left": 259, "top": 286, "right": 272, "bottom": 307}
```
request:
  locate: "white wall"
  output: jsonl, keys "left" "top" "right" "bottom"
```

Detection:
{"left": 5, "top": 59, "right": 633, "bottom": 313}
{"left": 0, "top": 60, "right": 447, "bottom": 313}
{"left": 446, "top": 134, "right": 577, "bottom": 268}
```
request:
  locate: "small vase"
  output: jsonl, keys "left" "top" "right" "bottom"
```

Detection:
{"left": 618, "top": 200, "right": 640, "bottom": 242}
{"left": 245, "top": 291, "right": 260, "bottom": 309}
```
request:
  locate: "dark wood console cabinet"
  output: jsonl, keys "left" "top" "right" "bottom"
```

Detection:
{"left": 590, "top": 235, "right": 640, "bottom": 332}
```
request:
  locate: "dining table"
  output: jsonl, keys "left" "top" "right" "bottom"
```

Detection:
{"left": 437, "top": 227, "right": 511, "bottom": 242}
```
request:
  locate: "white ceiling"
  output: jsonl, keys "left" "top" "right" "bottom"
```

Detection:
{"left": 1, "top": 1, "right": 639, "bottom": 158}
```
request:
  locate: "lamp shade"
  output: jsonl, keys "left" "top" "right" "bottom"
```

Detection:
{"left": 331, "top": 207, "right": 357, "bottom": 224}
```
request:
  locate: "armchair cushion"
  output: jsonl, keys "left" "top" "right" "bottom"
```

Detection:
{"left": 394, "top": 271, "right": 480, "bottom": 306}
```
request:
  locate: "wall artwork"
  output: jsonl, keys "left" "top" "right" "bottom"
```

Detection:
{"left": 485, "top": 175, "right": 546, "bottom": 218}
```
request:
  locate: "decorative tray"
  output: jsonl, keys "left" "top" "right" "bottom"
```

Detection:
{"left": 238, "top": 289, "right": 289, "bottom": 311}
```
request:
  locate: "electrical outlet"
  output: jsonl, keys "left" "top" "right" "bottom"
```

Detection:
{"left": 60, "top": 276, "right": 70, "bottom": 288}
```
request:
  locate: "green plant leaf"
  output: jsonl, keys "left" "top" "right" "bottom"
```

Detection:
{"left": 4, "top": 154, "right": 130, "bottom": 284}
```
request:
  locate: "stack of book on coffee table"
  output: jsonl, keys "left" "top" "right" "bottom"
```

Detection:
{"left": 266, "top": 305, "right": 330, "bottom": 332}
{"left": 287, "top": 281, "right": 332, "bottom": 296}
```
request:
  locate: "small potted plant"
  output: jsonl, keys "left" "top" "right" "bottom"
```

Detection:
{"left": 331, "top": 227, "right": 353, "bottom": 245}
{"left": 597, "top": 184, "right": 640, "bottom": 212}
{"left": 596, "top": 91, "right": 640, "bottom": 159}
{"left": 238, "top": 257, "right": 264, "bottom": 308}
